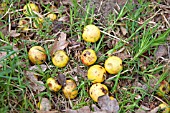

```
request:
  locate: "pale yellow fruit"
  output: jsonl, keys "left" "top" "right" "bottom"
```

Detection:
{"left": 157, "top": 80, "right": 170, "bottom": 97}
{"left": 33, "top": 18, "right": 44, "bottom": 28}
{"left": 87, "top": 65, "right": 106, "bottom": 83}
{"left": 159, "top": 103, "right": 170, "bottom": 113}
{"left": 46, "top": 78, "right": 62, "bottom": 92}
{"left": 89, "top": 83, "right": 108, "bottom": 102}
{"left": 104, "top": 56, "right": 123, "bottom": 74}
{"left": 18, "top": 19, "right": 29, "bottom": 31}
{"left": 52, "top": 50, "right": 69, "bottom": 68}
{"left": 28, "top": 46, "right": 47, "bottom": 65}
{"left": 23, "top": 3, "right": 39, "bottom": 16}
{"left": 62, "top": 80, "right": 78, "bottom": 99}
{"left": 47, "top": 13, "right": 57, "bottom": 21}
{"left": 81, "top": 49, "right": 97, "bottom": 66}
{"left": 0, "top": 2, "right": 7, "bottom": 15}
{"left": 82, "top": 25, "right": 101, "bottom": 43}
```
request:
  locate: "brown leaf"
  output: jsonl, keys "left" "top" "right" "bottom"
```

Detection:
{"left": 26, "top": 71, "right": 38, "bottom": 82}
{"left": 50, "top": 32, "right": 69, "bottom": 56}
{"left": 120, "top": 26, "right": 127, "bottom": 36}
{"left": 26, "top": 65, "right": 47, "bottom": 92}
{"left": 98, "top": 95, "right": 119, "bottom": 113}
{"left": 9, "top": 30, "right": 20, "bottom": 38}
{"left": 135, "top": 105, "right": 150, "bottom": 113}
{"left": 66, "top": 109, "right": 78, "bottom": 113}
{"left": 0, "top": 51, "right": 6, "bottom": 60}
{"left": 62, "top": 0, "right": 73, "bottom": 5}
{"left": 91, "top": 104, "right": 101, "bottom": 112}
{"left": 0, "top": 51, "right": 6, "bottom": 68}
{"left": 39, "top": 98, "right": 51, "bottom": 111}
{"left": 57, "top": 73, "right": 66, "bottom": 87}
{"left": 36, "top": 110, "right": 58, "bottom": 113}
{"left": 62, "top": 0, "right": 81, "bottom": 6}
{"left": 58, "top": 16, "right": 69, "bottom": 22}
{"left": 29, "top": 64, "right": 47, "bottom": 72}
{"left": 148, "top": 106, "right": 159, "bottom": 113}
{"left": 34, "top": 81, "right": 46, "bottom": 92}
{"left": 155, "top": 45, "right": 167, "bottom": 59}
{"left": 66, "top": 106, "right": 91, "bottom": 113}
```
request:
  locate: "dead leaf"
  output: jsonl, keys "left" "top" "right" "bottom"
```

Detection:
{"left": 33, "top": 81, "right": 46, "bottom": 92}
{"left": 62, "top": 0, "right": 81, "bottom": 6}
{"left": 135, "top": 105, "right": 150, "bottom": 113}
{"left": 148, "top": 106, "right": 160, "bottom": 113}
{"left": 58, "top": 16, "right": 69, "bottom": 22}
{"left": 39, "top": 98, "right": 51, "bottom": 111}
{"left": 50, "top": 32, "right": 69, "bottom": 56}
{"left": 26, "top": 71, "right": 38, "bottom": 81}
{"left": 116, "top": 52, "right": 131, "bottom": 60}
{"left": 36, "top": 110, "right": 58, "bottom": 113}
{"left": 0, "top": 51, "right": 7, "bottom": 60}
{"left": 98, "top": 95, "right": 119, "bottom": 113}
{"left": 9, "top": 30, "right": 20, "bottom": 38}
{"left": 66, "top": 109, "right": 78, "bottom": 113}
{"left": 0, "top": 51, "right": 6, "bottom": 68}
{"left": 29, "top": 64, "right": 47, "bottom": 72}
{"left": 120, "top": 26, "right": 127, "bottom": 36}
{"left": 66, "top": 106, "right": 91, "bottom": 113}
{"left": 91, "top": 104, "right": 101, "bottom": 112}
{"left": 57, "top": 73, "right": 66, "bottom": 87}
{"left": 155, "top": 45, "right": 167, "bottom": 59}
{"left": 26, "top": 65, "right": 47, "bottom": 92}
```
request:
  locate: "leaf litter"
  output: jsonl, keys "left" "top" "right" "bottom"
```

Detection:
{"left": 37, "top": 98, "right": 51, "bottom": 111}
{"left": 57, "top": 73, "right": 66, "bottom": 87}
{"left": 50, "top": 32, "right": 69, "bottom": 56}
{"left": 66, "top": 95, "right": 119, "bottom": 113}
{"left": 25, "top": 64, "right": 48, "bottom": 92}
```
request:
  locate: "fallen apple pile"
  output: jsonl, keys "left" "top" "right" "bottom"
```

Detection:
{"left": 25, "top": 3, "right": 169, "bottom": 112}
{"left": 28, "top": 24, "right": 124, "bottom": 109}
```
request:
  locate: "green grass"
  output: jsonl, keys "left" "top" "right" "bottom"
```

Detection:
{"left": 0, "top": 0, "right": 170, "bottom": 112}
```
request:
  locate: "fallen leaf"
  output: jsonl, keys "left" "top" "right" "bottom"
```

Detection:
{"left": 57, "top": 73, "right": 66, "bottom": 87}
{"left": 148, "top": 106, "right": 160, "bottom": 113}
{"left": 116, "top": 52, "right": 131, "bottom": 60}
{"left": 52, "top": 21, "right": 64, "bottom": 33}
{"left": 155, "top": 45, "right": 167, "bottom": 59}
{"left": 135, "top": 105, "right": 150, "bottom": 113}
{"left": 0, "top": 51, "right": 6, "bottom": 60}
{"left": 93, "top": 111, "right": 107, "bottom": 113}
{"left": 66, "top": 106, "right": 91, "bottom": 113}
{"left": 36, "top": 110, "right": 58, "bottom": 113}
{"left": 62, "top": 0, "right": 81, "bottom": 6}
{"left": 33, "top": 81, "right": 46, "bottom": 92}
{"left": 9, "top": 30, "right": 20, "bottom": 38}
{"left": 66, "top": 109, "right": 78, "bottom": 113}
{"left": 98, "top": 95, "right": 119, "bottom": 113}
{"left": 39, "top": 98, "right": 51, "bottom": 111}
{"left": 26, "top": 65, "right": 47, "bottom": 92}
{"left": 50, "top": 32, "right": 69, "bottom": 56}
{"left": 29, "top": 64, "right": 47, "bottom": 72}
{"left": 91, "top": 104, "right": 101, "bottom": 112}
{"left": 120, "top": 26, "right": 127, "bottom": 36}
{"left": 26, "top": 71, "right": 38, "bottom": 81}
{"left": 58, "top": 16, "right": 69, "bottom": 22}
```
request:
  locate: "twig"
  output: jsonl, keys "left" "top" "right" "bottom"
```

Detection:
{"left": 100, "top": 30, "right": 129, "bottom": 44}
{"left": 0, "top": 3, "right": 13, "bottom": 19}
{"left": 161, "top": 12, "right": 170, "bottom": 27}
{"left": 106, "top": 66, "right": 134, "bottom": 82}
{"left": 152, "top": 95, "right": 167, "bottom": 104}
